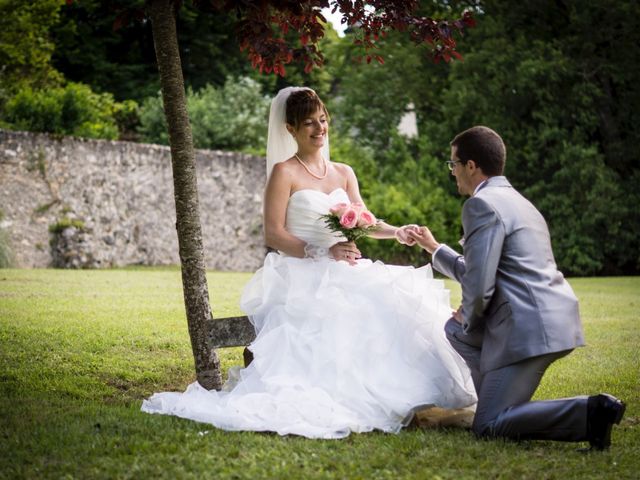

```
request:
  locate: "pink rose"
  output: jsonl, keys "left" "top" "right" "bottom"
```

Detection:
{"left": 329, "top": 202, "right": 348, "bottom": 216}
{"left": 339, "top": 208, "right": 358, "bottom": 229}
{"left": 357, "top": 210, "right": 377, "bottom": 228}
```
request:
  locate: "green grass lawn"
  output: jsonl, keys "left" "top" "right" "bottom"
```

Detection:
{"left": 1, "top": 269, "right": 638, "bottom": 479}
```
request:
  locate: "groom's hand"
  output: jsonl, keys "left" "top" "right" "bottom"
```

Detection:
{"left": 395, "top": 225, "right": 420, "bottom": 246}
{"left": 407, "top": 226, "right": 440, "bottom": 254}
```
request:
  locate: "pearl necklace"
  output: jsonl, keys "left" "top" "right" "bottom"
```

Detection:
{"left": 294, "top": 154, "right": 328, "bottom": 180}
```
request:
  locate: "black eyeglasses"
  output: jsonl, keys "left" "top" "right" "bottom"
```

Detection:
{"left": 445, "top": 160, "right": 463, "bottom": 171}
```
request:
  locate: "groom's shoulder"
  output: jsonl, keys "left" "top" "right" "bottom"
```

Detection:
{"left": 475, "top": 178, "right": 519, "bottom": 202}
{"left": 463, "top": 194, "right": 495, "bottom": 218}
{"left": 474, "top": 180, "right": 542, "bottom": 219}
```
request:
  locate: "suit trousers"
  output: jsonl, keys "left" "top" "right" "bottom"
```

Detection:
{"left": 445, "top": 319, "right": 588, "bottom": 442}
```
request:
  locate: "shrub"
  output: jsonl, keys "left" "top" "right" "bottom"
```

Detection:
{"left": 112, "top": 99, "right": 141, "bottom": 141}
{"left": 1, "top": 82, "right": 131, "bottom": 140}
{"left": 138, "top": 76, "right": 269, "bottom": 154}
{"left": 137, "top": 93, "right": 168, "bottom": 146}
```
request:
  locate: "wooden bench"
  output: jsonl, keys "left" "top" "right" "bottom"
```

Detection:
{"left": 205, "top": 315, "right": 256, "bottom": 366}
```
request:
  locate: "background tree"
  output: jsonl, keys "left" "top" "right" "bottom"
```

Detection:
{"left": 50, "top": 0, "right": 342, "bottom": 102}
{"left": 0, "top": 0, "right": 65, "bottom": 104}
{"left": 51, "top": 0, "right": 245, "bottom": 102}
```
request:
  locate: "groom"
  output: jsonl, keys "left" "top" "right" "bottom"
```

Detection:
{"left": 406, "top": 126, "right": 625, "bottom": 450}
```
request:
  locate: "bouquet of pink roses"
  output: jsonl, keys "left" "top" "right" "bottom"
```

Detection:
{"left": 320, "top": 202, "right": 380, "bottom": 242}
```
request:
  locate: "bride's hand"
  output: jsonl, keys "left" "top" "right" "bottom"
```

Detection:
{"left": 395, "top": 225, "right": 420, "bottom": 246}
{"left": 407, "top": 226, "right": 441, "bottom": 254}
{"left": 330, "top": 241, "right": 361, "bottom": 266}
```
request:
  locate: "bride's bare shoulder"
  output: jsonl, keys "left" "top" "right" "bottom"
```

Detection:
{"left": 275, "top": 157, "right": 298, "bottom": 168}
{"left": 331, "top": 161, "right": 356, "bottom": 180}
{"left": 330, "top": 161, "right": 355, "bottom": 174}
{"left": 271, "top": 158, "right": 299, "bottom": 176}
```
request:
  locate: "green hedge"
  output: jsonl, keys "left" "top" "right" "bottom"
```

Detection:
{"left": 1, "top": 82, "right": 135, "bottom": 140}
{"left": 138, "top": 77, "right": 269, "bottom": 154}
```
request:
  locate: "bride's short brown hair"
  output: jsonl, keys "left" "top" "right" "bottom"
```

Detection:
{"left": 286, "top": 89, "right": 330, "bottom": 129}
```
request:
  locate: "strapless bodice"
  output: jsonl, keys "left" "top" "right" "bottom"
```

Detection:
{"left": 285, "top": 188, "right": 349, "bottom": 248}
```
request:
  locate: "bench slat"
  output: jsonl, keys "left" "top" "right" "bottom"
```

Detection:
{"left": 206, "top": 315, "right": 256, "bottom": 349}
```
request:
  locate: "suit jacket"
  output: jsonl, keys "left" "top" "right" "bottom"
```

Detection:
{"left": 433, "top": 176, "right": 584, "bottom": 373}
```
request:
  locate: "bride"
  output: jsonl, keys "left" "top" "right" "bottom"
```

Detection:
{"left": 141, "top": 87, "right": 476, "bottom": 439}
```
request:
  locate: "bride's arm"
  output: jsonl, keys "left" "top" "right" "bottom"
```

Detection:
{"left": 263, "top": 163, "right": 308, "bottom": 257}
{"left": 342, "top": 163, "right": 406, "bottom": 241}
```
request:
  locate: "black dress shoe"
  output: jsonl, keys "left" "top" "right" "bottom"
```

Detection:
{"left": 586, "top": 393, "right": 626, "bottom": 450}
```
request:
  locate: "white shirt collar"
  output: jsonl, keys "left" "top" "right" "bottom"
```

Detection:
{"left": 473, "top": 179, "right": 488, "bottom": 196}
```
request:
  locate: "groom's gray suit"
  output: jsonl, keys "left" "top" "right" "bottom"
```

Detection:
{"left": 433, "top": 176, "right": 589, "bottom": 441}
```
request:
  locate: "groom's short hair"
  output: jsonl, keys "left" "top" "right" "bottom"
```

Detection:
{"left": 451, "top": 126, "right": 506, "bottom": 176}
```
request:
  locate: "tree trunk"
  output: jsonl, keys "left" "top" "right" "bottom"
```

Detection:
{"left": 147, "top": 0, "right": 223, "bottom": 390}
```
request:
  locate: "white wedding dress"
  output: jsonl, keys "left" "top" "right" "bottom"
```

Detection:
{"left": 142, "top": 188, "right": 476, "bottom": 438}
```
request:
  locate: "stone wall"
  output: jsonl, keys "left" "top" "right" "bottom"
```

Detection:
{"left": 0, "top": 129, "right": 267, "bottom": 271}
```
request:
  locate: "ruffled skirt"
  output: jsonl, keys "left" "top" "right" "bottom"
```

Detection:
{"left": 142, "top": 254, "right": 476, "bottom": 439}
